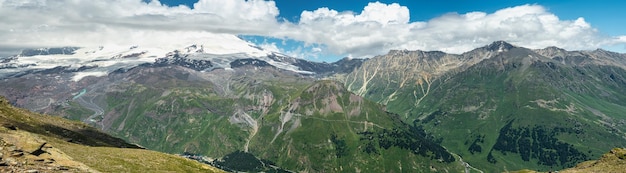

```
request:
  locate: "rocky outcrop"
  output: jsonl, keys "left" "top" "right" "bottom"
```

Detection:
{"left": 0, "top": 129, "right": 89, "bottom": 172}
{"left": 154, "top": 53, "right": 215, "bottom": 71}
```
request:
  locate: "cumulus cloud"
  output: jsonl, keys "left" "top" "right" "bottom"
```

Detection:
{"left": 278, "top": 3, "right": 626, "bottom": 58}
{"left": 0, "top": 0, "right": 281, "bottom": 56}
{"left": 277, "top": 2, "right": 417, "bottom": 58}
{"left": 193, "top": 0, "right": 278, "bottom": 22}
{"left": 0, "top": 0, "right": 624, "bottom": 59}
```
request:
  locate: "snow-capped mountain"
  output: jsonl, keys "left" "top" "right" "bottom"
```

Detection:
{"left": 0, "top": 34, "right": 330, "bottom": 81}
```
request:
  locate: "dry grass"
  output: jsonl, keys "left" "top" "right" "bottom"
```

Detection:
{"left": 53, "top": 139, "right": 223, "bottom": 173}
{"left": 511, "top": 148, "right": 626, "bottom": 173}
{"left": 559, "top": 148, "right": 626, "bottom": 173}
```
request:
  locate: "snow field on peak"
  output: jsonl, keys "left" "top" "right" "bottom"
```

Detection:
{"left": 1, "top": 33, "right": 314, "bottom": 81}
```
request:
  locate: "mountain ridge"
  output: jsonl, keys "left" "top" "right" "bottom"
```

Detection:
{"left": 343, "top": 41, "right": 626, "bottom": 172}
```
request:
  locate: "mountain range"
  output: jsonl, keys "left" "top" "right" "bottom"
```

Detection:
{"left": 1, "top": 34, "right": 625, "bottom": 172}
{"left": 344, "top": 41, "right": 626, "bottom": 171}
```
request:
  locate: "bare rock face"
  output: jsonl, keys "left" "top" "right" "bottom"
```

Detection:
{"left": 344, "top": 50, "right": 462, "bottom": 108}
{"left": 343, "top": 41, "right": 526, "bottom": 107}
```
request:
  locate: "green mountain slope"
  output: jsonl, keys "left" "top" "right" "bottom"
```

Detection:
{"left": 0, "top": 96, "right": 223, "bottom": 172}
{"left": 344, "top": 42, "right": 626, "bottom": 172}
{"left": 251, "top": 80, "right": 462, "bottom": 172}
{"left": 40, "top": 65, "right": 464, "bottom": 172}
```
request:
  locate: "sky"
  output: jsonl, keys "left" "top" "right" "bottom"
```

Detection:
{"left": 1, "top": 0, "right": 625, "bottom": 62}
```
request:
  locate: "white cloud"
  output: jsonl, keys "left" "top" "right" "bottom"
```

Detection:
{"left": 258, "top": 42, "right": 280, "bottom": 53}
{"left": 0, "top": 0, "right": 280, "bottom": 56}
{"left": 277, "top": 2, "right": 419, "bottom": 58}
{"left": 193, "top": 0, "right": 278, "bottom": 22}
{"left": 279, "top": 3, "right": 626, "bottom": 58}
{"left": 0, "top": 0, "right": 624, "bottom": 59}
{"left": 299, "top": 2, "right": 409, "bottom": 26}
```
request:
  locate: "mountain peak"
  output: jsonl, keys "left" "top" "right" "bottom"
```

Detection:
{"left": 534, "top": 46, "right": 568, "bottom": 57}
{"left": 543, "top": 46, "right": 566, "bottom": 52}
{"left": 387, "top": 49, "right": 447, "bottom": 57}
{"left": 484, "top": 41, "right": 515, "bottom": 52}
{"left": 592, "top": 48, "right": 616, "bottom": 54}
{"left": 588, "top": 48, "right": 626, "bottom": 59}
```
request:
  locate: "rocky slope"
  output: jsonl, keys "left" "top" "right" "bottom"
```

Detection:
{"left": 0, "top": 96, "right": 223, "bottom": 172}
{"left": 343, "top": 41, "right": 512, "bottom": 107}
{"left": 343, "top": 41, "right": 626, "bottom": 172}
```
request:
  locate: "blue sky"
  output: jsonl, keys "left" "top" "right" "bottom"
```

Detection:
{"left": 2, "top": 0, "right": 625, "bottom": 62}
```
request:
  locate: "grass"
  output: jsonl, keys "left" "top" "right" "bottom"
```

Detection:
{"left": 247, "top": 80, "right": 465, "bottom": 172}
{"left": 54, "top": 139, "right": 223, "bottom": 173}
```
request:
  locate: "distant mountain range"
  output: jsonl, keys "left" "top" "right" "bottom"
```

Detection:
{"left": 1, "top": 36, "right": 625, "bottom": 172}
{"left": 0, "top": 34, "right": 363, "bottom": 80}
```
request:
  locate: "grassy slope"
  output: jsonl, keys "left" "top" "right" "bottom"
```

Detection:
{"left": 253, "top": 80, "right": 463, "bottom": 172}
{"left": 95, "top": 70, "right": 310, "bottom": 156}
{"left": 0, "top": 96, "right": 223, "bottom": 173}
{"left": 417, "top": 62, "right": 626, "bottom": 171}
